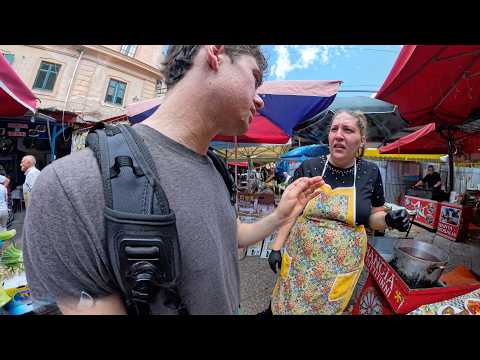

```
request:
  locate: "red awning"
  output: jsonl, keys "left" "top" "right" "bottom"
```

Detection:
{"left": 376, "top": 45, "right": 480, "bottom": 127}
{"left": 379, "top": 122, "right": 478, "bottom": 154}
{"left": 0, "top": 54, "right": 37, "bottom": 117}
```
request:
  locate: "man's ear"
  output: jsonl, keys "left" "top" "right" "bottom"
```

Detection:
{"left": 206, "top": 45, "right": 225, "bottom": 71}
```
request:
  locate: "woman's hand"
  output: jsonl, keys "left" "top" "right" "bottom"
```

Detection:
{"left": 385, "top": 209, "right": 411, "bottom": 232}
{"left": 273, "top": 176, "right": 324, "bottom": 225}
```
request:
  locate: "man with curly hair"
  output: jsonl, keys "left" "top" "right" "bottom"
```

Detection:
{"left": 23, "top": 45, "right": 323, "bottom": 315}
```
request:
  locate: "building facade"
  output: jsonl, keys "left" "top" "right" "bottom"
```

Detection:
{"left": 0, "top": 45, "right": 166, "bottom": 122}
{"left": 0, "top": 45, "right": 166, "bottom": 189}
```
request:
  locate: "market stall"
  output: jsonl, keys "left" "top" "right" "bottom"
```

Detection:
{"left": 376, "top": 45, "right": 480, "bottom": 242}
{"left": 379, "top": 124, "right": 478, "bottom": 241}
{"left": 352, "top": 241, "right": 480, "bottom": 315}
{"left": 0, "top": 233, "right": 32, "bottom": 315}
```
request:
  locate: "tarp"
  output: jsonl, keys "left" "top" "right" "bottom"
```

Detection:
{"left": 0, "top": 54, "right": 37, "bottom": 117}
{"left": 376, "top": 45, "right": 480, "bottom": 127}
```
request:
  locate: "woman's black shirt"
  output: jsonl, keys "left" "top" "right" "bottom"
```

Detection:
{"left": 290, "top": 155, "right": 386, "bottom": 226}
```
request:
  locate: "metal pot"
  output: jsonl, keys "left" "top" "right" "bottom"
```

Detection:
{"left": 392, "top": 239, "right": 449, "bottom": 286}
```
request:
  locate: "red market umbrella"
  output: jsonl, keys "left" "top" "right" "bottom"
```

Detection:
{"left": 376, "top": 45, "right": 480, "bottom": 126}
{"left": 376, "top": 45, "right": 480, "bottom": 191}
{"left": 378, "top": 122, "right": 476, "bottom": 154}
{"left": 0, "top": 54, "right": 37, "bottom": 117}
{"left": 213, "top": 114, "right": 290, "bottom": 144}
{"left": 213, "top": 80, "right": 340, "bottom": 187}
{"left": 213, "top": 80, "right": 341, "bottom": 144}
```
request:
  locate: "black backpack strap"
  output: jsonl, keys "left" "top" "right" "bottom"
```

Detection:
{"left": 86, "top": 124, "right": 188, "bottom": 315}
{"left": 207, "top": 148, "right": 236, "bottom": 206}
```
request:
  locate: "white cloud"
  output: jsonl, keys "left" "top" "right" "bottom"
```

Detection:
{"left": 270, "top": 45, "right": 348, "bottom": 79}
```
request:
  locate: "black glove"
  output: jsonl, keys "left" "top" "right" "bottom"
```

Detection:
{"left": 268, "top": 250, "right": 282, "bottom": 274}
{"left": 385, "top": 209, "right": 410, "bottom": 232}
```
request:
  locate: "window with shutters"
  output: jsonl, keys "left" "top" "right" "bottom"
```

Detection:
{"left": 105, "top": 79, "right": 127, "bottom": 106}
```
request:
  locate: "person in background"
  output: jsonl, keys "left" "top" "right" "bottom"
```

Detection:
{"left": 0, "top": 175, "right": 10, "bottom": 232}
{"left": 267, "top": 110, "right": 410, "bottom": 315}
{"left": 413, "top": 164, "right": 444, "bottom": 201}
{"left": 20, "top": 155, "right": 41, "bottom": 208}
{"left": 414, "top": 165, "right": 442, "bottom": 190}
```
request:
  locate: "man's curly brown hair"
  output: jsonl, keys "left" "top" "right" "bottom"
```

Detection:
{"left": 161, "top": 45, "right": 268, "bottom": 88}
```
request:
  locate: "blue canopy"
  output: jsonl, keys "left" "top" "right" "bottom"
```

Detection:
{"left": 280, "top": 144, "right": 329, "bottom": 160}
{"left": 276, "top": 145, "right": 329, "bottom": 181}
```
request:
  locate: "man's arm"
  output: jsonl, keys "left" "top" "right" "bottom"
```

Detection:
{"left": 414, "top": 180, "right": 424, "bottom": 188}
{"left": 237, "top": 176, "right": 324, "bottom": 248}
{"left": 23, "top": 153, "right": 123, "bottom": 315}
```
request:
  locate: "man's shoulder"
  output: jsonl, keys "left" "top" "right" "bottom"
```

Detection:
{"left": 38, "top": 148, "right": 101, "bottom": 190}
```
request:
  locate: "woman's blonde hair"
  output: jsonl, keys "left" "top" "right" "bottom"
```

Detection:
{"left": 330, "top": 110, "right": 368, "bottom": 157}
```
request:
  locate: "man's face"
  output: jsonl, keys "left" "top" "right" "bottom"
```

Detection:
{"left": 213, "top": 53, "right": 264, "bottom": 136}
{"left": 428, "top": 167, "right": 434, "bottom": 174}
{"left": 20, "top": 157, "right": 31, "bottom": 172}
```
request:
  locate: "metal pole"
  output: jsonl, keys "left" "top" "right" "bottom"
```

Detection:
{"left": 448, "top": 127, "right": 455, "bottom": 192}
{"left": 234, "top": 136, "right": 238, "bottom": 189}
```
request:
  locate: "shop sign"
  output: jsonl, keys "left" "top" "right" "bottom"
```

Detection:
{"left": 403, "top": 195, "right": 440, "bottom": 230}
{"left": 7, "top": 123, "right": 29, "bottom": 129}
{"left": 0, "top": 123, "right": 49, "bottom": 139}
{"left": 7, "top": 131, "right": 26, "bottom": 137}
{"left": 437, "top": 204, "right": 462, "bottom": 241}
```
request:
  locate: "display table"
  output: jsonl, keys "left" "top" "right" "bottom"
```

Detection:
{"left": 403, "top": 195, "right": 441, "bottom": 231}
{"left": 237, "top": 192, "right": 276, "bottom": 258}
{"left": 352, "top": 244, "right": 480, "bottom": 315}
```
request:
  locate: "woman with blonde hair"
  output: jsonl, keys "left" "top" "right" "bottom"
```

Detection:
{"left": 268, "top": 110, "right": 410, "bottom": 315}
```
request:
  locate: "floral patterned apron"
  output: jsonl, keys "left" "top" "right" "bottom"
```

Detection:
{"left": 271, "top": 156, "right": 368, "bottom": 315}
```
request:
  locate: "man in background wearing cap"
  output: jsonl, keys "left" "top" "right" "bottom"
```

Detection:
{"left": 20, "top": 155, "right": 40, "bottom": 209}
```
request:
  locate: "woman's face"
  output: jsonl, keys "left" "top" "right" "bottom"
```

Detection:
{"left": 328, "top": 113, "right": 365, "bottom": 164}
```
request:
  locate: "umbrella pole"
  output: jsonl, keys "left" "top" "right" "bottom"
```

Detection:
{"left": 448, "top": 127, "right": 455, "bottom": 192}
{"left": 234, "top": 136, "right": 238, "bottom": 189}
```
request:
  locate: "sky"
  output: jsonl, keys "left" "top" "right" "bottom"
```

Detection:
{"left": 262, "top": 45, "right": 402, "bottom": 97}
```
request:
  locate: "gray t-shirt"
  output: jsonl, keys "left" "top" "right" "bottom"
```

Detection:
{"left": 23, "top": 124, "right": 239, "bottom": 314}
